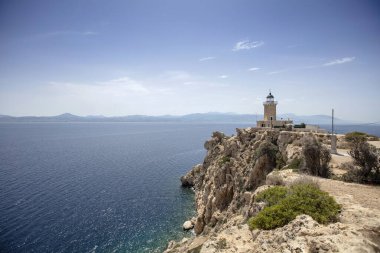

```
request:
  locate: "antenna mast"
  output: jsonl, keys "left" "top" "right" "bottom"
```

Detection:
{"left": 332, "top": 108, "right": 334, "bottom": 135}
{"left": 331, "top": 108, "right": 337, "bottom": 154}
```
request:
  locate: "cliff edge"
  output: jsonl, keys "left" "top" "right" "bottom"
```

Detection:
{"left": 165, "top": 128, "right": 380, "bottom": 253}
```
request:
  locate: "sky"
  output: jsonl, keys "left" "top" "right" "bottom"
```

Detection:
{"left": 0, "top": 0, "right": 379, "bottom": 122}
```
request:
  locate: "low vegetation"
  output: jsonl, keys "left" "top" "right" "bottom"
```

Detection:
{"left": 255, "top": 186, "right": 287, "bottom": 206}
{"left": 255, "top": 141, "right": 278, "bottom": 162}
{"left": 345, "top": 131, "right": 379, "bottom": 143}
{"left": 290, "top": 175, "right": 320, "bottom": 189}
{"left": 300, "top": 136, "right": 331, "bottom": 178}
{"left": 288, "top": 157, "right": 303, "bottom": 171}
{"left": 342, "top": 139, "right": 380, "bottom": 184}
{"left": 266, "top": 171, "right": 285, "bottom": 186}
{"left": 248, "top": 183, "right": 341, "bottom": 230}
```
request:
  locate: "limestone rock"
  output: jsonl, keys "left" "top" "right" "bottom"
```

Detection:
{"left": 187, "top": 237, "right": 207, "bottom": 253}
{"left": 251, "top": 214, "right": 380, "bottom": 253}
{"left": 181, "top": 164, "right": 203, "bottom": 188}
{"left": 168, "top": 128, "right": 380, "bottom": 252}
{"left": 183, "top": 220, "right": 194, "bottom": 230}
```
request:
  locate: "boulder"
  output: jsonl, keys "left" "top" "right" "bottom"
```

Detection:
{"left": 183, "top": 220, "right": 194, "bottom": 230}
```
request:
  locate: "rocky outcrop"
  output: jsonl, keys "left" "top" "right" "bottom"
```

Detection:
{"left": 166, "top": 170, "right": 380, "bottom": 253}
{"left": 250, "top": 213, "right": 380, "bottom": 253}
{"left": 165, "top": 128, "right": 380, "bottom": 253}
{"left": 182, "top": 129, "right": 276, "bottom": 235}
{"left": 179, "top": 128, "right": 309, "bottom": 236}
{"left": 180, "top": 164, "right": 203, "bottom": 187}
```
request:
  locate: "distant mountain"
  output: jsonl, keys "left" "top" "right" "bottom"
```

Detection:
{"left": 53, "top": 113, "right": 82, "bottom": 119}
{"left": 0, "top": 112, "right": 357, "bottom": 124}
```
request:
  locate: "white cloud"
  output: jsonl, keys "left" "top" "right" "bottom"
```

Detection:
{"left": 219, "top": 75, "right": 228, "bottom": 79}
{"left": 233, "top": 40, "right": 264, "bottom": 51}
{"left": 323, "top": 57, "right": 355, "bottom": 66}
{"left": 248, "top": 67, "right": 260, "bottom": 72}
{"left": 199, "top": 56, "right": 215, "bottom": 62}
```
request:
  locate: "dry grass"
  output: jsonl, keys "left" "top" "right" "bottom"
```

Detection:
{"left": 290, "top": 175, "right": 320, "bottom": 189}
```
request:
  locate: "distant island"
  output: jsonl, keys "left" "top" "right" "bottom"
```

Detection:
{"left": 0, "top": 112, "right": 360, "bottom": 125}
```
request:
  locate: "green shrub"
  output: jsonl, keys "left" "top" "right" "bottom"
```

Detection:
{"left": 255, "top": 186, "right": 287, "bottom": 206}
{"left": 286, "top": 184, "right": 340, "bottom": 224}
{"left": 345, "top": 131, "right": 379, "bottom": 143}
{"left": 248, "top": 184, "right": 341, "bottom": 230}
{"left": 249, "top": 204, "right": 296, "bottom": 230}
{"left": 288, "top": 158, "right": 302, "bottom": 170}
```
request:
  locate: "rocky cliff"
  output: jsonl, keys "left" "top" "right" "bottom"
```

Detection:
{"left": 165, "top": 128, "right": 380, "bottom": 253}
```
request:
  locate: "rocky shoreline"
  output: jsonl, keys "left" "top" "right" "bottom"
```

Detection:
{"left": 164, "top": 127, "right": 380, "bottom": 253}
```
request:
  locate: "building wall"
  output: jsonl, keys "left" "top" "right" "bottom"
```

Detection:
{"left": 257, "top": 120, "right": 293, "bottom": 128}
{"left": 264, "top": 104, "right": 276, "bottom": 121}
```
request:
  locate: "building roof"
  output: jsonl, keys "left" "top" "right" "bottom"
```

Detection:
{"left": 266, "top": 92, "right": 274, "bottom": 99}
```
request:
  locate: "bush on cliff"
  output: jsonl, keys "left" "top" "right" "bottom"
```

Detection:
{"left": 255, "top": 186, "right": 287, "bottom": 206}
{"left": 255, "top": 141, "right": 280, "bottom": 169}
{"left": 345, "top": 131, "right": 379, "bottom": 143}
{"left": 288, "top": 157, "right": 302, "bottom": 171}
{"left": 255, "top": 141, "right": 278, "bottom": 161}
{"left": 300, "top": 136, "right": 331, "bottom": 178}
{"left": 343, "top": 140, "right": 380, "bottom": 184}
{"left": 248, "top": 184, "right": 341, "bottom": 230}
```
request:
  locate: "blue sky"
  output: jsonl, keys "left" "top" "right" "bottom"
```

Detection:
{"left": 0, "top": 0, "right": 379, "bottom": 121}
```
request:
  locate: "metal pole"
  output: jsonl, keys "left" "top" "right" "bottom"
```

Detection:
{"left": 332, "top": 109, "right": 334, "bottom": 135}
{"left": 331, "top": 108, "right": 337, "bottom": 154}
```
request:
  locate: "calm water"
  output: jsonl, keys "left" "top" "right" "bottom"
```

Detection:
{"left": 1, "top": 123, "right": 379, "bottom": 253}
{"left": 0, "top": 122, "right": 253, "bottom": 253}
{"left": 319, "top": 124, "right": 380, "bottom": 137}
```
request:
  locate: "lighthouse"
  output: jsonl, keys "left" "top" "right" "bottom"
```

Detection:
{"left": 263, "top": 92, "right": 277, "bottom": 123}
{"left": 257, "top": 92, "right": 293, "bottom": 128}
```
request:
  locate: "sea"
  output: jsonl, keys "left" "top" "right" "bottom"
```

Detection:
{"left": 0, "top": 122, "right": 379, "bottom": 253}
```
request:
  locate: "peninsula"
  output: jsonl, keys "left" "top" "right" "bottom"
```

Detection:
{"left": 164, "top": 94, "right": 380, "bottom": 253}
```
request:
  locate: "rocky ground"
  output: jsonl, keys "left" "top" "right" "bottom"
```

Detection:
{"left": 164, "top": 128, "right": 380, "bottom": 253}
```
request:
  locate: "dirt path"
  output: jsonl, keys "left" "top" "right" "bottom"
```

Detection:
{"left": 318, "top": 178, "right": 380, "bottom": 211}
{"left": 325, "top": 141, "right": 380, "bottom": 211}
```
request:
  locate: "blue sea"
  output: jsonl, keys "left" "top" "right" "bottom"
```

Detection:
{"left": 0, "top": 122, "right": 253, "bottom": 253}
{"left": 319, "top": 124, "right": 380, "bottom": 137}
{"left": 0, "top": 123, "right": 379, "bottom": 253}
